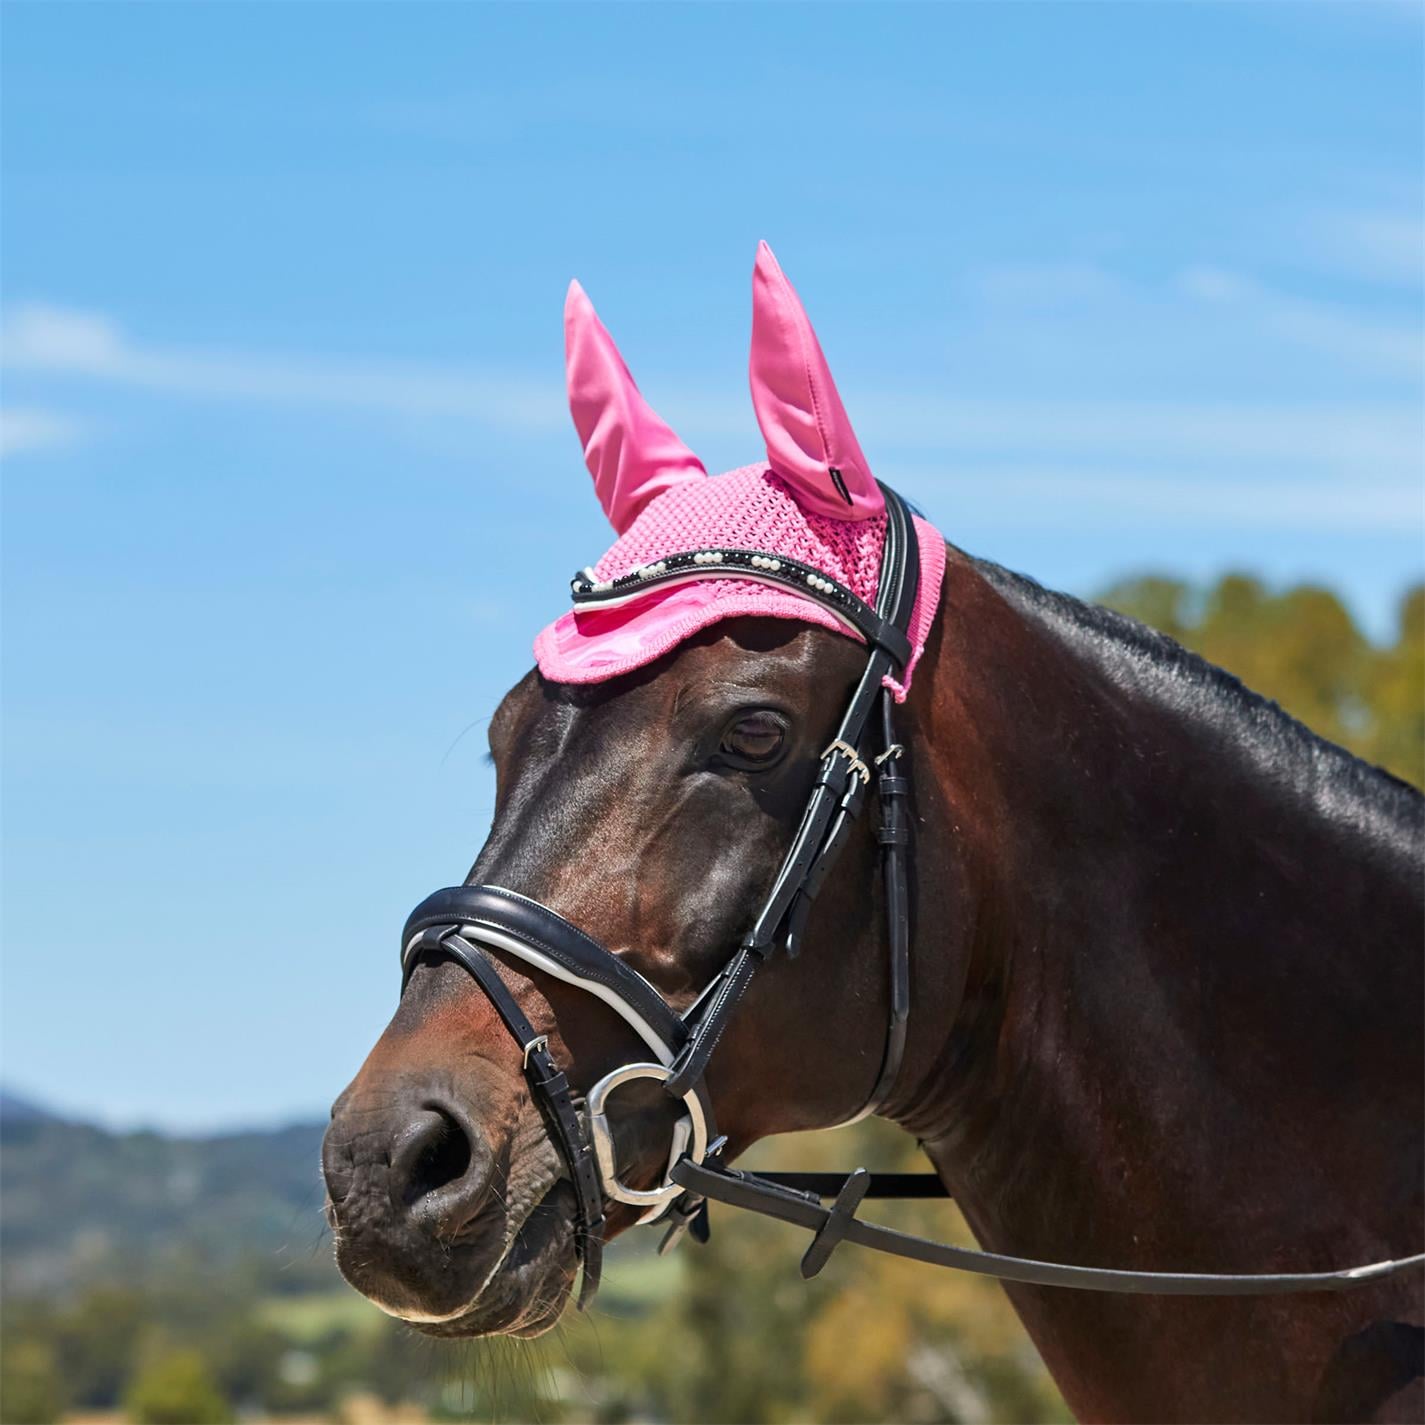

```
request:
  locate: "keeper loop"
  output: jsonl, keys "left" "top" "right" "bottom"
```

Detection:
{"left": 800, "top": 1168, "right": 871, "bottom": 1279}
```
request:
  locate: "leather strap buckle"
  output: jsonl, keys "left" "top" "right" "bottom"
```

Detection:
{"left": 822, "top": 738, "right": 870, "bottom": 785}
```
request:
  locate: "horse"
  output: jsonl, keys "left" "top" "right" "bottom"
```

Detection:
{"left": 322, "top": 245, "right": 1423, "bottom": 1423}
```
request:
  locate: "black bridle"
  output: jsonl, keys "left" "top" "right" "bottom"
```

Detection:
{"left": 401, "top": 485, "right": 1423, "bottom": 1310}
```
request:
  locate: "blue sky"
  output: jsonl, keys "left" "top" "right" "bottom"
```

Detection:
{"left": 3, "top": 3, "right": 1421, "bottom": 1130}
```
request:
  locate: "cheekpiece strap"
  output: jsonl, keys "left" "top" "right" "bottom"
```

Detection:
{"left": 665, "top": 488, "right": 921, "bottom": 1107}
{"left": 405, "top": 925, "right": 606, "bottom": 1308}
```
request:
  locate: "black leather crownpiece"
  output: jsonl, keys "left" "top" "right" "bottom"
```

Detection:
{"left": 863, "top": 692, "right": 912, "bottom": 1114}
{"left": 664, "top": 488, "right": 922, "bottom": 1108}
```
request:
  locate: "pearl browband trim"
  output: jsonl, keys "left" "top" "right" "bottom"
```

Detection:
{"left": 569, "top": 548, "right": 912, "bottom": 667}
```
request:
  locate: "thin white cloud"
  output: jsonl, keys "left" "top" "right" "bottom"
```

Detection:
{"left": 671, "top": 392, "right": 1421, "bottom": 488}
{"left": 1, "top": 303, "right": 566, "bottom": 429}
{"left": 891, "top": 463, "right": 1422, "bottom": 535}
{"left": 961, "top": 256, "right": 1422, "bottom": 382}
{"left": 0, "top": 406, "right": 84, "bottom": 458}
{"left": 894, "top": 396, "right": 1414, "bottom": 475}
{"left": 7, "top": 300, "right": 1419, "bottom": 541}
{"left": 966, "top": 261, "right": 1123, "bottom": 307}
{"left": 1311, "top": 207, "right": 1424, "bottom": 288}
{"left": 1177, "top": 264, "right": 1422, "bottom": 377}
{"left": 12, "top": 300, "right": 1417, "bottom": 477}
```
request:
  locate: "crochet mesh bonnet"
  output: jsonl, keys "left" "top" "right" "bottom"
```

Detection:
{"left": 534, "top": 243, "right": 945, "bottom": 699}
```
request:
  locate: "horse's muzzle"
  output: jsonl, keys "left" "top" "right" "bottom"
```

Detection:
{"left": 321, "top": 1080, "right": 572, "bottom": 1331}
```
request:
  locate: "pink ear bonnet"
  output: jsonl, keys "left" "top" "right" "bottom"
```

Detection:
{"left": 534, "top": 244, "right": 946, "bottom": 700}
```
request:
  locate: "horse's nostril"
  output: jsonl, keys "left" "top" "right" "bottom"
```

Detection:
{"left": 392, "top": 1107, "right": 476, "bottom": 1209}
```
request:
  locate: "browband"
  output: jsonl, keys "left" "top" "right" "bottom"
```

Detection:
{"left": 570, "top": 546, "right": 913, "bottom": 667}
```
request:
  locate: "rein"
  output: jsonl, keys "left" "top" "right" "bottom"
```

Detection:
{"left": 400, "top": 484, "right": 1424, "bottom": 1309}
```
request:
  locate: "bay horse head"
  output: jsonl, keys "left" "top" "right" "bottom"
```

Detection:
{"left": 321, "top": 246, "right": 1423, "bottom": 1425}
{"left": 321, "top": 244, "right": 952, "bottom": 1336}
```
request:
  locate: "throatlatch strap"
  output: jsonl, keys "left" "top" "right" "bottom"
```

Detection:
{"left": 856, "top": 688, "right": 912, "bottom": 1119}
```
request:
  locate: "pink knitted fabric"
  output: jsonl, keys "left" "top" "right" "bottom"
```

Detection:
{"left": 534, "top": 464, "right": 946, "bottom": 699}
{"left": 598, "top": 466, "right": 888, "bottom": 597}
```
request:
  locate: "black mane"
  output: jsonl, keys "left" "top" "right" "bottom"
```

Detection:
{"left": 971, "top": 554, "right": 1424, "bottom": 834}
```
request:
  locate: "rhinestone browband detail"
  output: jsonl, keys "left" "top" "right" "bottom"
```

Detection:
{"left": 570, "top": 548, "right": 867, "bottom": 616}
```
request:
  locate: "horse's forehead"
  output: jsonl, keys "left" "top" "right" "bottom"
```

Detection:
{"left": 512, "top": 621, "right": 842, "bottom": 731}
{"left": 641, "top": 621, "right": 834, "bottom": 689}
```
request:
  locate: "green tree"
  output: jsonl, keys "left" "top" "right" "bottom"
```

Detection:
{"left": 1365, "top": 584, "right": 1425, "bottom": 789}
{"left": 1096, "top": 575, "right": 1193, "bottom": 642}
{"left": 1100, "top": 572, "right": 1422, "bottom": 789}
{"left": 124, "top": 1349, "right": 232, "bottom": 1425}
{"left": 1200, "top": 579, "right": 1368, "bottom": 751}
{"left": 555, "top": 1119, "right": 1068, "bottom": 1424}
{"left": 0, "top": 1337, "right": 67, "bottom": 1424}
{"left": 51, "top": 1286, "right": 147, "bottom": 1408}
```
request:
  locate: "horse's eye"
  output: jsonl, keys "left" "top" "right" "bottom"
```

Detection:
{"left": 719, "top": 710, "right": 788, "bottom": 768}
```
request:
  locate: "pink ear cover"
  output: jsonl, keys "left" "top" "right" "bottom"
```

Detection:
{"left": 749, "top": 242, "right": 883, "bottom": 522}
{"left": 565, "top": 280, "right": 706, "bottom": 534}
{"left": 533, "top": 464, "right": 946, "bottom": 701}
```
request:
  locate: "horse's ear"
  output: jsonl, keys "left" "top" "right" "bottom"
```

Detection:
{"left": 565, "top": 280, "right": 706, "bottom": 534}
{"left": 749, "top": 241, "right": 883, "bottom": 521}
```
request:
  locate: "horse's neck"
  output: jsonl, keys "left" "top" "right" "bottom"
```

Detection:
{"left": 895, "top": 553, "right": 1423, "bottom": 1415}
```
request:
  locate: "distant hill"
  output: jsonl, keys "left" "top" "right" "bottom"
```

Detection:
{"left": 0, "top": 1089, "right": 66, "bottom": 1125}
{"left": 0, "top": 1093, "right": 337, "bottom": 1298}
